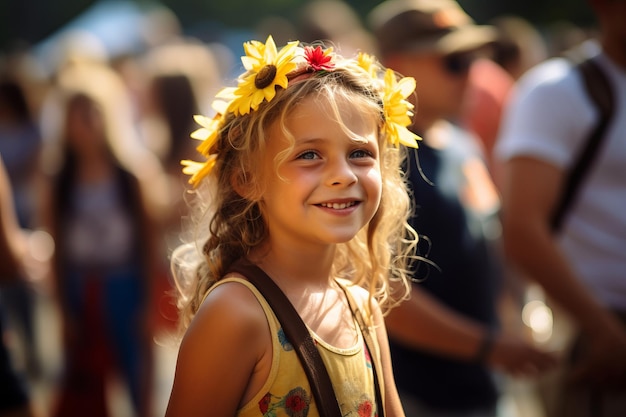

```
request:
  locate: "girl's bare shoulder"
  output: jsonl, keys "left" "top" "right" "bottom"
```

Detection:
{"left": 175, "top": 277, "right": 271, "bottom": 386}
{"left": 189, "top": 277, "right": 268, "bottom": 338}
{"left": 167, "top": 278, "right": 273, "bottom": 415}
{"left": 176, "top": 277, "right": 271, "bottom": 367}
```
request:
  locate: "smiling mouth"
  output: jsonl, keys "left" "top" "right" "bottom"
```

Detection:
{"left": 318, "top": 201, "right": 358, "bottom": 209}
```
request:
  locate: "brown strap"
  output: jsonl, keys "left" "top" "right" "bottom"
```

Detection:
{"left": 227, "top": 259, "right": 342, "bottom": 417}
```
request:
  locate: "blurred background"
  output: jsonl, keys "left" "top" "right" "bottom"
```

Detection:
{"left": 0, "top": 0, "right": 597, "bottom": 73}
{"left": 0, "top": 1, "right": 600, "bottom": 417}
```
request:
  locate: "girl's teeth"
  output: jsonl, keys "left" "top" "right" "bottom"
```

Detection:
{"left": 321, "top": 202, "right": 355, "bottom": 209}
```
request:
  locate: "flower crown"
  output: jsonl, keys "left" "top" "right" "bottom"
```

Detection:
{"left": 182, "top": 35, "right": 421, "bottom": 187}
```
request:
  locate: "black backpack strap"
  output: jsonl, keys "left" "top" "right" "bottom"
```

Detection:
{"left": 226, "top": 259, "right": 342, "bottom": 417}
{"left": 550, "top": 55, "right": 616, "bottom": 233}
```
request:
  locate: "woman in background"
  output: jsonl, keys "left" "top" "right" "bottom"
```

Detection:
{"left": 39, "top": 58, "right": 160, "bottom": 417}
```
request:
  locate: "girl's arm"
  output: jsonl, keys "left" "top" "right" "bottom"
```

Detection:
{"left": 165, "top": 281, "right": 272, "bottom": 417}
{"left": 373, "top": 301, "right": 406, "bottom": 417}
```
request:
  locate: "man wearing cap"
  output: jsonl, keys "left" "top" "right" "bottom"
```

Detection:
{"left": 367, "top": 1, "right": 557, "bottom": 416}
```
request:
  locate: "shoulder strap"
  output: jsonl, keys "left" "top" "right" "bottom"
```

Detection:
{"left": 550, "top": 55, "right": 616, "bottom": 232}
{"left": 226, "top": 259, "right": 342, "bottom": 417}
{"left": 341, "top": 284, "right": 386, "bottom": 417}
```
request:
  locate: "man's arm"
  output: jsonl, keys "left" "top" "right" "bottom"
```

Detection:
{"left": 385, "top": 284, "right": 556, "bottom": 376}
{"left": 501, "top": 156, "right": 626, "bottom": 383}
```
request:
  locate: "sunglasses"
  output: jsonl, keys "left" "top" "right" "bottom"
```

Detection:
{"left": 442, "top": 53, "right": 475, "bottom": 75}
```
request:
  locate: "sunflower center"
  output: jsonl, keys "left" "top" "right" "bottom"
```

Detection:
{"left": 255, "top": 65, "right": 277, "bottom": 89}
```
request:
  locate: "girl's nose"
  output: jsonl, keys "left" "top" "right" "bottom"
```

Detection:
{"left": 326, "top": 158, "right": 358, "bottom": 187}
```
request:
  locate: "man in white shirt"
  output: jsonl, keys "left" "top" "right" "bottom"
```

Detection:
{"left": 496, "top": 0, "right": 626, "bottom": 415}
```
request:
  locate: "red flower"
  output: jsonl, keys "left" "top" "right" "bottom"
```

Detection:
{"left": 358, "top": 400, "right": 373, "bottom": 417}
{"left": 304, "top": 46, "right": 334, "bottom": 71}
{"left": 284, "top": 387, "right": 310, "bottom": 417}
{"left": 259, "top": 393, "right": 272, "bottom": 414}
{"left": 286, "top": 395, "right": 306, "bottom": 411}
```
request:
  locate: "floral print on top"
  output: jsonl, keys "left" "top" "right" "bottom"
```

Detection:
{"left": 207, "top": 277, "right": 380, "bottom": 417}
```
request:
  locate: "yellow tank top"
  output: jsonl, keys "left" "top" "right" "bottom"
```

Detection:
{"left": 210, "top": 277, "right": 381, "bottom": 417}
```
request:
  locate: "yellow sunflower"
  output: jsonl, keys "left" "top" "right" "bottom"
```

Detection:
{"left": 228, "top": 35, "right": 300, "bottom": 115}
{"left": 381, "top": 68, "right": 421, "bottom": 148}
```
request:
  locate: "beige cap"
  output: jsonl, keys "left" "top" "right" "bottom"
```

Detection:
{"left": 368, "top": 0, "right": 497, "bottom": 56}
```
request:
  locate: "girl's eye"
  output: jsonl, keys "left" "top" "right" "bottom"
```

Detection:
{"left": 296, "top": 150, "right": 319, "bottom": 160}
{"left": 351, "top": 149, "right": 373, "bottom": 159}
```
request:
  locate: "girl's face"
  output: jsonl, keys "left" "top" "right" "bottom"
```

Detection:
{"left": 259, "top": 93, "right": 382, "bottom": 250}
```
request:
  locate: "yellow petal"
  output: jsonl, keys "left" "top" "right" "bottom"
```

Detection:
{"left": 181, "top": 159, "right": 203, "bottom": 176}
{"left": 190, "top": 127, "right": 210, "bottom": 140}
{"left": 397, "top": 76, "right": 416, "bottom": 99}
{"left": 263, "top": 35, "right": 278, "bottom": 62}
{"left": 196, "top": 130, "right": 218, "bottom": 156}
{"left": 249, "top": 89, "right": 267, "bottom": 111}
{"left": 357, "top": 52, "right": 377, "bottom": 77}
{"left": 193, "top": 114, "right": 212, "bottom": 128}
{"left": 181, "top": 155, "right": 217, "bottom": 187}
{"left": 212, "top": 99, "right": 229, "bottom": 115}
{"left": 243, "top": 40, "right": 265, "bottom": 69}
{"left": 215, "top": 87, "right": 237, "bottom": 101}
{"left": 275, "top": 41, "right": 299, "bottom": 65}
{"left": 396, "top": 126, "right": 421, "bottom": 148}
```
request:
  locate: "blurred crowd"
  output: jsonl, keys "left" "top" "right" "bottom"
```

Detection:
{"left": 0, "top": 0, "right": 616, "bottom": 416}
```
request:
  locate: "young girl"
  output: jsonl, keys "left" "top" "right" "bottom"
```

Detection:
{"left": 166, "top": 36, "right": 421, "bottom": 417}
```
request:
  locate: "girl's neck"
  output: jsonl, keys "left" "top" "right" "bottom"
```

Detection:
{"left": 250, "top": 243, "right": 345, "bottom": 326}
{"left": 250, "top": 242, "right": 336, "bottom": 291}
